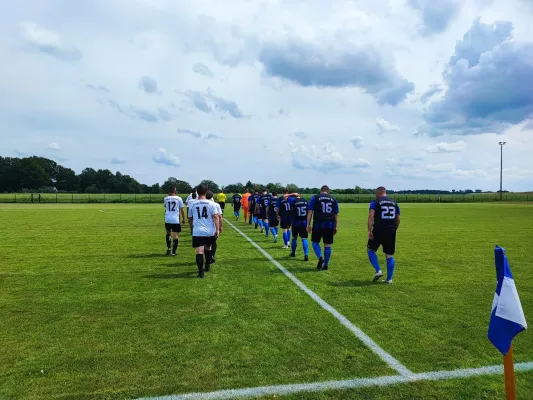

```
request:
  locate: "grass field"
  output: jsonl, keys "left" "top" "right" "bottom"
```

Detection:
{"left": 0, "top": 203, "right": 532, "bottom": 399}
{"left": 0, "top": 192, "right": 532, "bottom": 204}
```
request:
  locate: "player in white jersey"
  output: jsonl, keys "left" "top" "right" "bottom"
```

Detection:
{"left": 188, "top": 184, "right": 221, "bottom": 278}
{"left": 164, "top": 187, "right": 185, "bottom": 255}
{"left": 185, "top": 190, "right": 198, "bottom": 232}
{"left": 206, "top": 191, "right": 223, "bottom": 264}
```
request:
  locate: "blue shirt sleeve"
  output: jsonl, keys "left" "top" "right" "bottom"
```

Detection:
{"left": 288, "top": 197, "right": 296, "bottom": 205}
{"left": 309, "top": 195, "right": 316, "bottom": 210}
{"left": 369, "top": 201, "right": 376, "bottom": 210}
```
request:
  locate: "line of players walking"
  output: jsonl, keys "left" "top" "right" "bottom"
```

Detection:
{"left": 163, "top": 184, "right": 400, "bottom": 283}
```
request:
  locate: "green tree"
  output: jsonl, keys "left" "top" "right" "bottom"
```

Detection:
{"left": 19, "top": 159, "right": 51, "bottom": 190}
{"left": 162, "top": 177, "right": 192, "bottom": 193}
{"left": 199, "top": 179, "right": 220, "bottom": 193}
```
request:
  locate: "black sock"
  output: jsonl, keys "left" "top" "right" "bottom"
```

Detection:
{"left": 205, "top": 250, "right": 213, "bottom": 266}
{"left": 196, "top": 254, "right": 204, "bottom": 272}
{"left": 211, "top": 242, "right": 217, "bottom": 257}
{"left": 172, "top": 238, "right": 178, "bottom": 254}
{"left": 166, "top": 233, "right": 171, "bottom": 249}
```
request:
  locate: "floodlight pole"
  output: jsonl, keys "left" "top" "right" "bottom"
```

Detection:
{"left": 499, "top": 142, "right": 506, "bottom": 201}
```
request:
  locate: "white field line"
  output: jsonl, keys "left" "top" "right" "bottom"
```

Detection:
{"left": 136, "top": 362, "right": 533, "bottom": 400}
{"left": 223, "top": 218, "right": 412, "bottom": 377}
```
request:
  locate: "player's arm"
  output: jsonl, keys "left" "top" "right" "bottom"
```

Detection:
{"left": 333, "top": 200, "right": 339, "bottom": 234}
{"left": 395, "top": 204, "right": 401, "bottom": 228}
{"left": 368, "top": 209, "right": 375, "bottom": 239}
{"left": 180, "top": 204, "right": 185, "bottom": 224}
{"left": 306, "top": 196, "right": 315, "bottom": 232}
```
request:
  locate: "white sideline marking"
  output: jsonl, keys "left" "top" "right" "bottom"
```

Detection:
{"left": 136, "top": 362, "right": 533, "bottom": 400}
{"left": 223, "top": 218, "right": 412, "bottom": 377}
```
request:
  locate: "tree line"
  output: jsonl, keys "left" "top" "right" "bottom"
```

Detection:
{"left": 0, "top": 156, "right": 492, "bottom": 195}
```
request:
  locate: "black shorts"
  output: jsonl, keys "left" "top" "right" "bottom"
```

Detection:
{"left": 259, "top": 209, "right": 267, "bottom": 219}
{"left": 192, "top": 236, "right": 216, "bottom": 248}
{"left": 268, "top": 217, "right": 279, "bottom": 227}
{"left": 311, "top": 227, "right": 335, "bottom": 245}
{"left": 280, "top": 218, "right": 291, "bottom": 230}
{"left": 219, "top": 202, "right": 225, "bottom": 209}
{"left": 234, "top": 204, "right": 242, "bottom": 212}
{"left": 165, "top": 223, "right": 181, "bottom": 233}
{"left": 291, "top": 224, "right": 308, "bottom": 239}
{"left": 367, "top": 229, "right": 397, "bottom": 255}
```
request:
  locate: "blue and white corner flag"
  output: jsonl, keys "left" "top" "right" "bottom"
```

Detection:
{"left": 488, "top": 245, "right": 527, "bottom": 355}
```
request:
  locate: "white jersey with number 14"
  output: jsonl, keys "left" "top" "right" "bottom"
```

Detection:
{"left": 164, "top": 196, "right": 184, "bottom": 224}
{"left": 188, "top": 199, "right": 219, "bottom": 237}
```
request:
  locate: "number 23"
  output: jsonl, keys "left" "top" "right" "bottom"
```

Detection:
{"left": 381, "top": 206, "right": 396, "bottom": 219}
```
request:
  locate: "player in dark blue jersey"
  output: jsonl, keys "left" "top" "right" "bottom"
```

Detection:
{"left": 248, "top": 192, "right": 256, "bottom": 225}
{"left": 259, "top": 188, "right": 272, "bottom": 237}
{"left": 290, "top": 195, "right": 310, "bottom": 261}
{"left": 267, "top": 192, "right": 279, "bottom": 242}
{"left": 307, "top": 185, "right": 339, "bottom": 270}
{"left": 277, "top": 188, "right": 294, "bottom": 249}
{"left": 367, "top": 186, "right": 400, "bottom": 283}
{"left": 232, "top": 193, "right": 242, "bottom": 221}
{"left": 253, "top": 191, "right": 262, "bottom": 229}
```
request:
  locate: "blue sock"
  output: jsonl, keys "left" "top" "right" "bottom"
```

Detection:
{"left": 283, "top": 232, "right": 289, "bottom": 245}
{"left": 291, "top": 238, "right": 297, "bottom": 254}
{"left": 302, "top": 239, "right": 309, "bottom": 256}
{"left": 270, "top": 227, "right": 277, "bottom": 236}
{"left": 234, "top": 212, "right": 238, "bottom": 217}
{"left": 264, "top": 221, "right": 269, "bottom": 236}
{"left": 386, "top": 257, "right": 395, "bottom": 281}
{"left": 312, "top": 242, "right": 322, "bottom": 258}
{"left": 259, "top": 219, "right": 264, "bottom": 228}
{"left": 253, "top": 216, "right": 257, "bottom": 224}
{"left": 324, "top": 246, "right": 332, "bottom": 266}
{"left": 368, "top": 250, "right": 381, "bottom": 272}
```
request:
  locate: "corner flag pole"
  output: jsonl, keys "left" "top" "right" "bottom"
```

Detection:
{"left": 504, "top": 345, "right": 516, "bottom": 400}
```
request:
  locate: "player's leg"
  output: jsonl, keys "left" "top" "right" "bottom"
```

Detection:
{"left": 204, "top": 240, "right": 214, "bottom": 272}
{"left": 270, "top": 218, "right": 278, "bottom": 242}
{"left": 243, "top": 206, "right": 248, "bottom": 223}
{"left": 171, "top": 228, "right": 179, "bottom": 256}
{"left": 321, "top": 229, "right": 335, "bottom": 270}
{"left": 301, "top": 228, "right": 309, "bottom": 262}
{"left": 263, "top": 216, "right": 269, "bottom": 237}
{"left": 311, "top": 228, "right": 324, "bottom": 269}
{"left": 165, "top": 224, "right": 172, "bottom": 255}
{"left": 193, "top": 237, "right": 205, "bottom": 278}
{"left": 382, "top": 230, "right": 397, "bottom": 283}
{"left": 367, "top": 232, "right": 383, "bottom": 280}
{"left": 290, "top": 228, "right": 299, "bottom": 257}
{"left": 211, "top": 238, "right": 217, "bottom": 263}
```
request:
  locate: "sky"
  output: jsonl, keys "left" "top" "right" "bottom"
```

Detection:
{"left": 0, "top": 0, "right": 532, "bottom": 192}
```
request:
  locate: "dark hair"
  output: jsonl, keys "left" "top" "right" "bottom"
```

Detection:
{"left": 377, "top": 186, "right": 386, "bottom": 191}
{"left": 283, "top": 188, "right": 288, "bottom": 194}
{"left": 321, "top": 185, "right": 330, "bottom": 192}
{"left": 206, "top": 190, "right": 213, "bottom": 200}
{"left": 272, "top": 192, "right": 277, "bottom": 196}
{"left": 197, "top": 184, "right": 208, "bottom": 196}
{"left": 192, "top": 192, "right": 197, "bottom": 199}
{"left": 169, "top": 186, "right": 177, "bottom": 194}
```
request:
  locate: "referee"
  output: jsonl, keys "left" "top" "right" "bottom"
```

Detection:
{"left": 216, "top": 190, "right": 227, "bottom": 215}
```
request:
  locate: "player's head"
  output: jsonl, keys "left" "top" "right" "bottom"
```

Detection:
{"left": 245, "top": 187, "right": 249, "bottom": 193}
{"left": 196, "top": 184, "right": 208, "bottom": 197}
{"left": 272, "top": 192, "right": 277, "bottom": 197}
{"left": 376, "top": 186, "right": 387, "bottom": 198}
{"left": 320, "top": 185, "right": 330, "bottom": 193}
{"left": 220, "top": 189, "right": 224, "bottom": 193}
{"left": 283, "top": 187, "right": 288, "bottom": 195}
{"left": 169, "top": 186, "right": 176, "bottom": 195}
{"left": 206, "top": 190, "right": 214, "bottom": 200}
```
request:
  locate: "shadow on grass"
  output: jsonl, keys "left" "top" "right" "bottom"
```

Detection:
{"left": 143, "top": 272, "right": 197, "bottom": 279}
{"left": 327, "top": 280, "right": 375, "bottom": 287}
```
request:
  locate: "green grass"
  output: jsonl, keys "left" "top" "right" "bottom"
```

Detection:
{"left": 0, "top": 203, "right": 532, "bottom": 399}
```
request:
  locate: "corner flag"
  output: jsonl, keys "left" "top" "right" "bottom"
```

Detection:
{"left": 488, "top": 245, "right": 527, "bottom": 355}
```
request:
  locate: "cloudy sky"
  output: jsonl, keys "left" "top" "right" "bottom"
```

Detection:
{"left": 1, "top": 0, "right": 532, "bottom": 191}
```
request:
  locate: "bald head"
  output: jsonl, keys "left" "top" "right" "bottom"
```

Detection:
{"left": 376, "top": 186, "right": 387, "bottom": 198}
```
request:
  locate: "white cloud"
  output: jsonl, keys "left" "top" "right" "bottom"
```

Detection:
{"left": 376, "top": 118, "right": 400, "bottom": 134}
{"left": 1, "top": 0, "right": 532, "bottom": 192}
{"left": 289, "top": 142, "right": 370, "bottom": 173}
{"left": 351, "top": 136, "right": 364, "bottom": 149}
{"left": 427, "top": 140, "right": 467, "bottom": 153}
{"left": 152, "top": 148, "right": 180, "bottom": 167}
{"left": 47, "top": 142, "right": 61, "bottom": 151}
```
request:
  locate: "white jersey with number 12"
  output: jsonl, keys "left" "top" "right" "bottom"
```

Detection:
{"left": 164, "top": 195, "right": 184, "bottom": 224}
